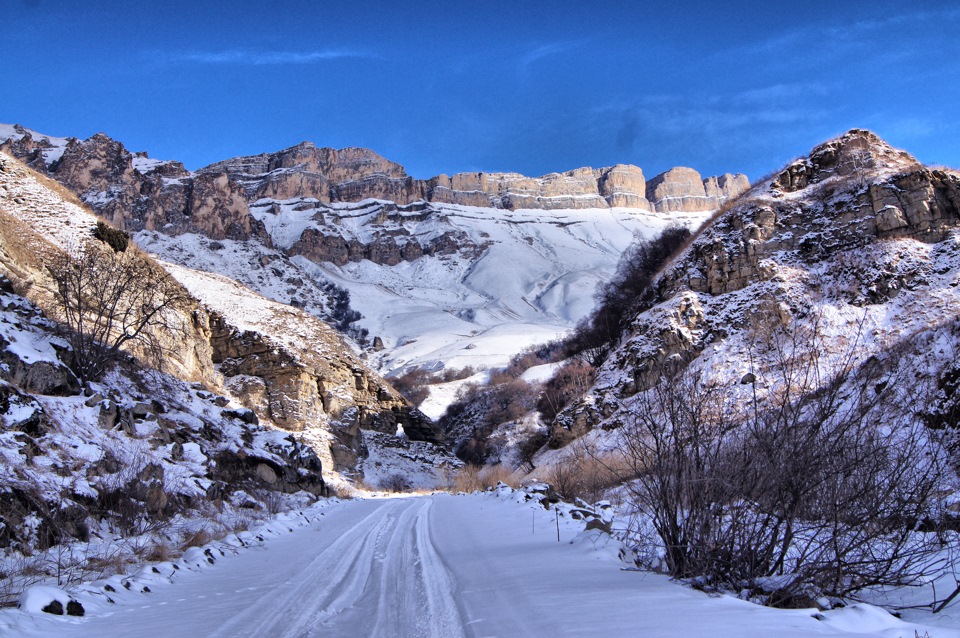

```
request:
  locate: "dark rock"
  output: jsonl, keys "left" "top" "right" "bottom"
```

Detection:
{"left": 223, "top": 408, "right": 258, "bottom": 425}
{"left": 97, "top": 400, "right": 119, "bottom": 429}
{"left": 130, "top": 402, "right": 153, "bottom": 419}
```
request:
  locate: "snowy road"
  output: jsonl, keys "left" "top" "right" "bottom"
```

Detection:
{"left": 8, "top": 492, "right": 956, "bottom": 637}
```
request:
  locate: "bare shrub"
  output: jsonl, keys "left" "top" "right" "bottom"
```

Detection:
{"left": 449, "top": 464, "right": 517, "bottom": 493}
{"left": 479, "top": 464, "right": 518, "bottom": 488}
{"left": 503, "top": 341, "right": 566, "bottom": 378}
{"left": 45, "top": 241, "right": 190, "bottom": 383}
{"left": 442, "top": 377, "right": 540, "bottom": 465}
{"left": 180, "top": 528, "right": 212, "bottom": 551}
{"left": 144, "top": 542, "right": 173, "bottom": 563}
{"left": 379, "top": 473, "right": 409, "bottom": 493}
{"left": 537, "top": 360, "right": 596, "bottom": 422}
{"left": 389, "top": 367, "right": 434, "bottom": 407}
{"left": 319, "top": 279, "right": 367, "bottom": 344}
{"left": 564, "top": 224, "right": 691, "bottom": 366}
{"left": 441, "top": 366, "right": 475, "bottom": 382}
{"left": 546, "top": 446, "right": 629, "bottom": 504}
{"left": 450, "top": 465, "right": 483, "bottom": 493}
{"left": 617, "top": 320, "right": 951, "bottom": 602}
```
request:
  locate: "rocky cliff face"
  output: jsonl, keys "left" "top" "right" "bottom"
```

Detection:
{"left": 1, "top": 126, "right": 749, "bottom": 230}
{"left": 548, "top": 129, "right": 960, "bottom": 446}
{"left": 206, "top": 140, "right": 748, "bottom": 213}
{"left": 0, "top": 150, "right": 441, "bottom": 478}
{"left": 0, "top": 154, "right": 341, "bottom": 570}
{"left": 0, "top": 125, "right": 749, "bottom": 289}
{"left": 161, "top": 260, "right": 442, "bottom": 472}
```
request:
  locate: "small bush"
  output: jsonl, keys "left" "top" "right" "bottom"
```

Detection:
{"left": 389, "top": 368, "right": 433, "bottom": 406}
{"left": 379, "top": 473, "right": 409, "bottom": 493}
{"left": 440, "top": 366, "right": 475, "bottom": 382}
{"left": 92, "top": 221, "right": 130, "bottom": 253}
{"left": 443, "top": 377, "right": 540, "bottom": 464}
{"left": 179, "top": 528, "right": 212, "bottom": 551}
{"left": 449, "top": 464, "right": 517, "bottom": 492}
{"left": 544, "top": 442, "right": 630, "bottom": 503}
{"left": 503, "top": 341, "right": 567, "bottom": 378}
{"left": 320, "top": 279, "right": 368, "bottom": 344}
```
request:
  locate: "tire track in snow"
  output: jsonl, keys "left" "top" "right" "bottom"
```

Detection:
{"left": 206, "top": 498, "right": 464, "bottom": 637}
{"left": 369, "top": 498, "right": 465, "bottom": 638}
{"left": 206, "top": 499, "right": 403, "bottom": 638}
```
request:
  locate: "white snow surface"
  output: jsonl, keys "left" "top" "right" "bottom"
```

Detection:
{"left": 1, "top": 490, "right": 953, "bottom": 637}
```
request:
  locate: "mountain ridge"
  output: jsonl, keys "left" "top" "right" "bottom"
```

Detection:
{"left": 0, "top": 123, "right": 749, "bottom": 218}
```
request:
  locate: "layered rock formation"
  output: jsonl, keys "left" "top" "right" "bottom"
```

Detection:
{"left": 208, "top": 140, "right": 748, "bottom": 212}
{"left": 162, "top": 261, "right": 441, "bottom": 471}
{"left": 0, "top": 127, "right": 271, "bottom": 243}
{"left": 0, "top": 127, "right": 749, "bottom": 232}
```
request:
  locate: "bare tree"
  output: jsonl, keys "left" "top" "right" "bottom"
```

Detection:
{"left": 45, "top": 243, "right": 190, "bottom": 383}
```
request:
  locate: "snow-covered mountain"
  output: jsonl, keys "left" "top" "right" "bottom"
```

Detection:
{"left": 0, "top": 125, "right": 747, "bottom": 387}
{"left": 548, "top": 129, "right": 960, "bottom": 447}
{"left": 139, "top": 200, "right": 711, "bottom": 380}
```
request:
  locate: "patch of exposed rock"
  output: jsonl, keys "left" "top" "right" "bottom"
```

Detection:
{"left": 0, "top": 151, "right": 436, "bottom": 480}
{"left": 2, "top": 128, "right": 749, "bottom": 252}
{"left": 160, "top": 260, "right": 444, "bottom": 472}
{"left": 280, "top": 200, "right": 484, "bottom": 267}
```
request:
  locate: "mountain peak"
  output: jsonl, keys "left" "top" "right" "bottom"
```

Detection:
{"left": 773, "top": 128, "right": 920, "bottom": 193}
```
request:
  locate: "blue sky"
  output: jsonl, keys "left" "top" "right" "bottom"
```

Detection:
{"left": 2, "top": 1, "right": 958, "bottom": 181}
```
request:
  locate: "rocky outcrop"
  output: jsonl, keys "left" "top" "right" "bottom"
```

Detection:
{"left": 282, "top": 200, "right": 482, "bottom": 267}
{"left": 668, "top": 131, "right": 960, "bottom": 298}
{"left": 0, "top": 151, "right": 437, "bottom": 480}
{"left": 598, "top": 164, "right": 649, "bottom": 208}
{"left": 1, "top": 128, "right": 272, "bottom": 244}
{"left": 211, "top": 143, "right": 747, "bottom": 213}
{"left": 158, "top": 258, "right": 445, "bottom": 472}
{"left": 548, "top": 129, "right": 960, "bottom": 446}
{"left": 645, "top": 168, "right": 749, "bottom": 213}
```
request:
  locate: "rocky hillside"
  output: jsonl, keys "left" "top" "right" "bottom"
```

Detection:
{"left": 0, "top": 150, "right": 443, "bottom": 479}
{"left": 0, "top": 158, "right": 336, "bottom": 594}
{"left": 547, "top": 129, "right": 960, "bottom": 446}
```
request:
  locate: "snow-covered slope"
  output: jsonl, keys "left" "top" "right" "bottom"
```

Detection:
{"left": 143, "top": 198, "right": 711, "bottom": 377}
{"left": 0, "top": 124, "right": 70, "bottom": 168}
{"left": 0, "top": 125, "right": 729, "bottom": 386}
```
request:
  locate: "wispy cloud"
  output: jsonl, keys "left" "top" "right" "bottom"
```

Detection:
{"left": 519, "top": 39, "right": 590, "bottom": 72}
{"left": 157, "top": 48, "right": 380, "bottom": 66}
{"left": 722, "top": 7, "right": 960, "bottom": 61}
